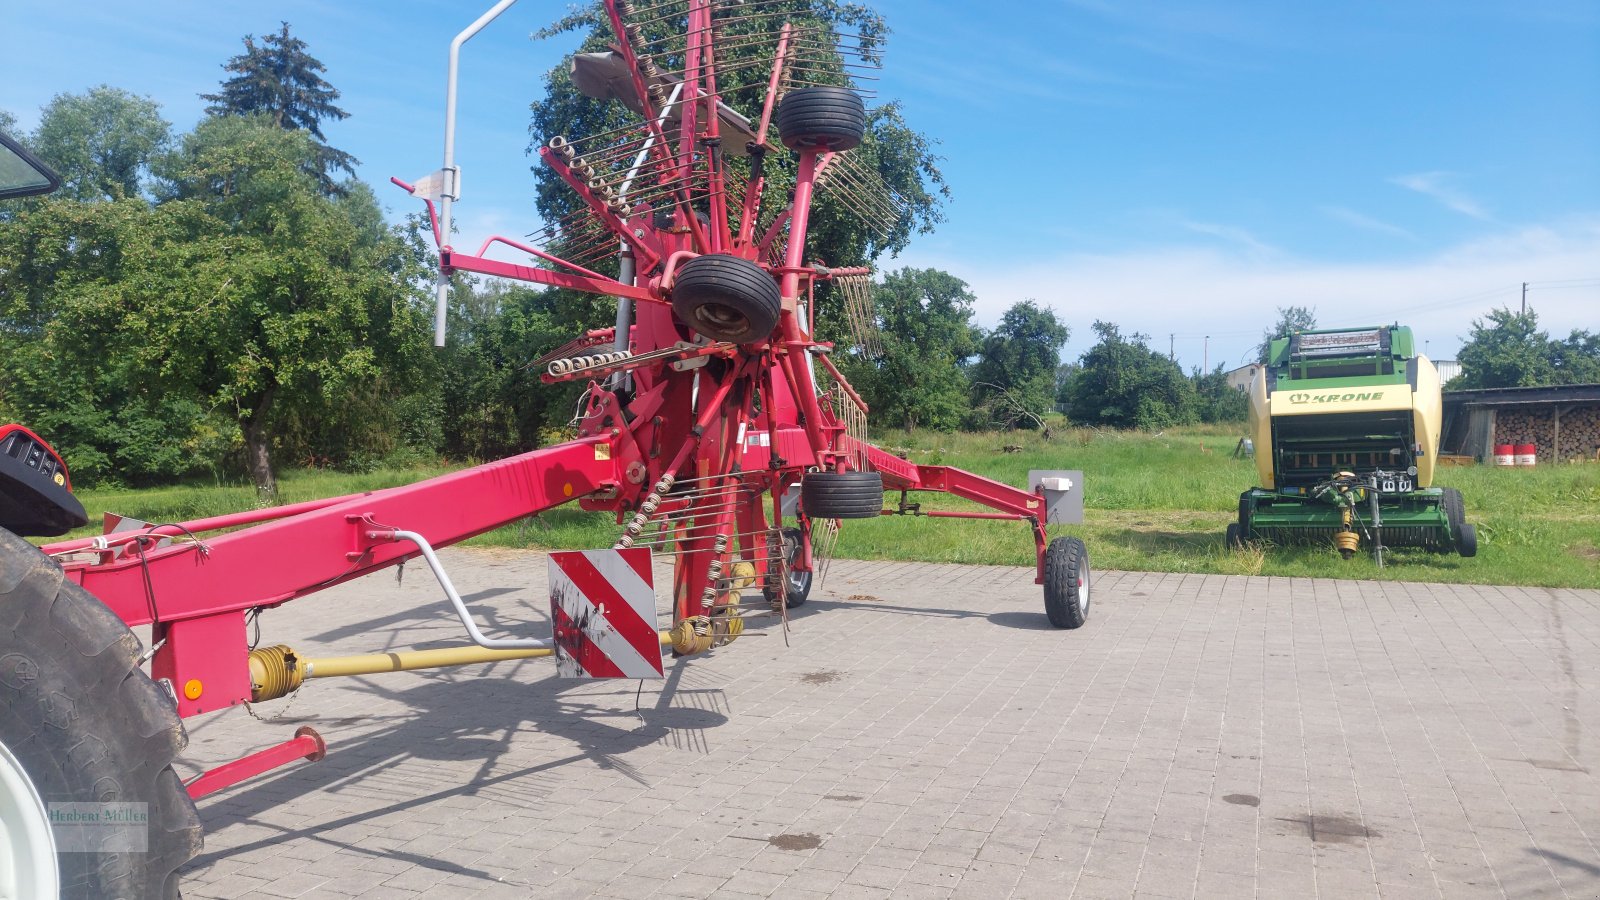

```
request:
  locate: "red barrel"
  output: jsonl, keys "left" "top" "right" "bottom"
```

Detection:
{"left": 1515, "top": 443, "right": 1537, "bottom": 467}
{"left": 1494, "top": 443, "right": 1515, "bottom": 466}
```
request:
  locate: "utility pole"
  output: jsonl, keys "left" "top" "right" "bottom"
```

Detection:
{"left": 1169, "top": 333, "right": 1174, "bottom": 361}
{"left": 1521, "top": 282, "right": 1528, "bottom": 315}
{"left": 1204, "top": 336, "right": 1209, "bottom": 373}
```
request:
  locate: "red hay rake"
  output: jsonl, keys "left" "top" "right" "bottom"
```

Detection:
{"left": 0, "top": 3, "right": 1089, "bottom": 895}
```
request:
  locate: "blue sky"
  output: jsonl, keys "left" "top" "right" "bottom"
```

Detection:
{"left": 4, "top": 0, "right": 1597, "bottom": 371}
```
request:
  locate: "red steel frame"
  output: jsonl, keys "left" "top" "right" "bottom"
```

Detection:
{"left": 37, "top": 0, "right": 1058, "bottom": 795}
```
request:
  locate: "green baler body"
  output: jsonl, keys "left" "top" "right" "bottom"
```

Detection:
{"left": 1241, "top": 325, "right": 1460, "bottom": 550}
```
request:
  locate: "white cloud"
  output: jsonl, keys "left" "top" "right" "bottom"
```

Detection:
{"left": 1322, "top": 206, "right": 1417, "bottom": 241}
{"left": 1391, "top": 171, "right": 1493, "bottom": 221}
{"left": 891, "top": 217, "right": 1600, "bottom": 370}
{"left": 1180, "top": 220, "right": 1278, "bottom": 256}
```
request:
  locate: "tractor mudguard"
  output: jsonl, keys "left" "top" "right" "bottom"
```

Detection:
{"left": 0, "top": 424, "right": 89, "bottom": 537}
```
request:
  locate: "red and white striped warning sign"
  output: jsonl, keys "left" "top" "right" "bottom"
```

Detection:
{"left": 547, "top": 548, "right": 664, "bottom": 679}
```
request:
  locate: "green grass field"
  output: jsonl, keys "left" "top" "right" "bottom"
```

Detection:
{"left": 56, "top": 426, "right": 1600, "bottom": 589}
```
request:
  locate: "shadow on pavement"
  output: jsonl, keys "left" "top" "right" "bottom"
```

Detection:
{"left": 183, "top": 656, "right": 722, "bottom": 881}
{"left": 984, "top": 610, "right": 1056, "bottom": 631}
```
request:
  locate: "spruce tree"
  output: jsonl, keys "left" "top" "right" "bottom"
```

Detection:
{"left": 202, "top": 22, "right": 357, "bottom": 193}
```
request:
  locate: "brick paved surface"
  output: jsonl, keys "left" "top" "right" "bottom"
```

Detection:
{"left": 175, "top": 551, "right": 1600, "bottom": 899}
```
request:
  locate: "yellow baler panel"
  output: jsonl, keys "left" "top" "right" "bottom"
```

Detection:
{"left": 1249, "top": 367, "right": 1273, "bottom": 487}
{"left": 1411, "top": 356, "right": 1442, "bottom": 488}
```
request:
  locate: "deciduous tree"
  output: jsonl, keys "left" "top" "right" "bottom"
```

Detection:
{"left": 1257, "top": 304, "right": 1317, "bottom": 362}
{"left": 2, "top": 116, "right": 429, "bottom": 492}
{"left": 1067, "top": 321, "right": 1197, "bottom": 430}
{"left": 153, "top": 116, "right": 427, "bottom": 495}
{"left": 1192, "top": 364, "right": 1248, "bottom": 423}
{"left": 971, "top": 300, "right": 1069, "bottom": 430}
{"left": 29, "top": 86, "right": 170, "bottom": 201}
{"left": 843, "top": 268, "right": 979, "bottom": 432}
{"left": 1454, "top": 307, "right": 1600, "bottom": 388}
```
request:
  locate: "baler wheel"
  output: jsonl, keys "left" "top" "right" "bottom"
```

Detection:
{"left": 671, "top": 254, "right": 782, "bottom": 343}
{"left": 762, "top": 526, "right": 813, "bottom": 609}
{"left": 1440, "top": 487, "right": 1467, "bottom": 553}
{"left": 1456, "top": 523, "right": 1478, "bottom": 558}
{"left": 1225, "top": 522, "right": 1245, "bottom": 550}
{"left": 1237, "top": 493, "right": 1254, "bottom": 540}
{"left": 1043, "top": 536, "right": 1091, "bottom": 629}
{"left": 0, "top": 528, "right": 201, "bottom": 899}
{"left": 776, "top": 86, "right": 868, "bottom": 152}
{"left": 800, "top": 471, "right": 883, "bottom": 519}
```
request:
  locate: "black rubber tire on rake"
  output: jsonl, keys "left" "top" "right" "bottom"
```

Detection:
{"left": 1043, "top": 536, "right": 1091, "bottom": 630}
{"left": 763, "top": 526, "right": 813, "bottom": 609}
{"left": 671, "top": 254, "right": 782, "bottom": 343}
{"left": 800, "top": 471, "right": 883, "bottom": 520}
{"left": 0, "top": 528, "right": 202, "bottom": 899}
{"left": 777, "top": 86, "right": 868, "bottom": 152}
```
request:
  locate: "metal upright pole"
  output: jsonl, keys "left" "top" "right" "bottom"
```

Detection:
{"left": 434, "top": 0, "right": 521, "bottom": 347}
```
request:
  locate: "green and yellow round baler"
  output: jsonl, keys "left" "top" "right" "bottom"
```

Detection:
{"left": 1235, "top": 326, "right": 1475, "bottom": 560}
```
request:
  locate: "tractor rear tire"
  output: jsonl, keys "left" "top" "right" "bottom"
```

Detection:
{"left": 800, "top": 471, "right": 882, "bottom": 519}
{"left": 1043, "top": 536, "right": 1091, "bottom": 629}
{"left": 776, "top": 86, "right": 868, "bottom": 152}
{"left": 762, "top": 527, "right": 813, "bottom": 609}
{"left": 671, "top": 254, "right": 782, "bottom": 344}
{"left": 1456, "top": 522, "right": 1478, "bottom": 558}
{"left": 0, "top": 528, "right": 201, "bottom": 899}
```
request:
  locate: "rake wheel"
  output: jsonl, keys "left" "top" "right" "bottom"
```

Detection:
{"left": 671, "top": 254, "right": 782, "bottom": 343}
{"left": 1043, "top": 536, "right": 1090, "bottom": 629}
{"left": 800, "top": 471, "right": 883, "bottom": 519}
{"left": 777, "top": 86, "right": 868, "bottom": 152}
{"left": 763, "top": 526, "right": 813, "bottom": 609}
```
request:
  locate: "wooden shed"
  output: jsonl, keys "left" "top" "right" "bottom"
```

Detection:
{"left": 1440, "top": 383, "right": 1600, "bottom": 464}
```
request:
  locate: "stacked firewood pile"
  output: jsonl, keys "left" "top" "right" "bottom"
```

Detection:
{"left": 1496, "top": 404, "right": 1600, "bottom": 462}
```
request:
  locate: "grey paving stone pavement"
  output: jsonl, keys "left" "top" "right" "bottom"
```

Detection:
{"left": 175, "top": 550, "right": 1600, "bottom": 899}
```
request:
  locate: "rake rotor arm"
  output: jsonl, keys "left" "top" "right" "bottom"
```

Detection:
{"left": 441, "top": 248, "right": 659, "bottom": 303}
{"left": 852, "top": 440, "right": 1051, "bottom": 582}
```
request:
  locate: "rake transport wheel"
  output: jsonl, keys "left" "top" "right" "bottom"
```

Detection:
{"left": 0, "top": 529, "right": 201, "bottom": 899}
{"left": 1043, "top": 536, "right": 1091, "bottom": 629}
{"left": 763, "top": 526, "right": 813, "bottom": 609}
{"left": 670, "top": 254, "right": 782, "bottom": 343}
{"left": 776, "top": 86, "right": 868, "bottom": 152}
{"left": 800, "top": 471, "right": 883, "bottom": 520}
